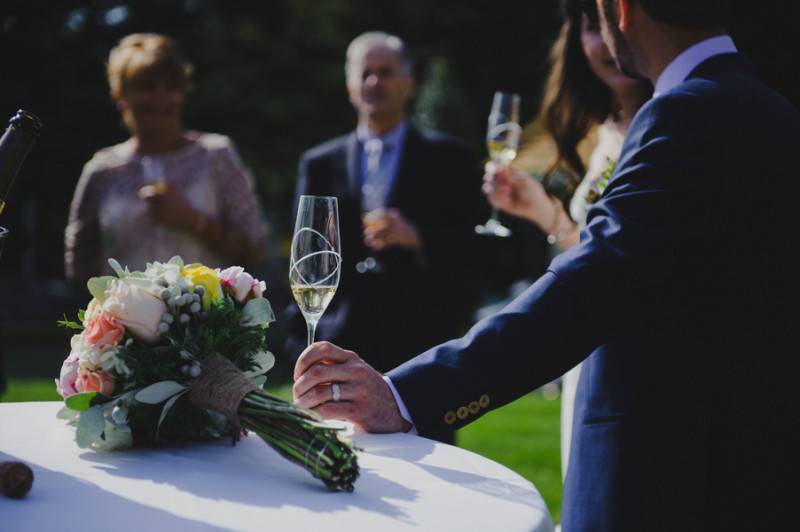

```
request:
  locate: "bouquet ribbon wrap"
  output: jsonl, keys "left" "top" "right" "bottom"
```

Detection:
{"left": 188, "top": 354, "right": 257, "bottom": 434}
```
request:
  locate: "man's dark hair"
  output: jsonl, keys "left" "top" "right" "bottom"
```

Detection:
{"left": 639, "top": 0, "right": 729, "bottom": 29}
{"left": 601, "top": 0, "right": 730, "bottom": 30}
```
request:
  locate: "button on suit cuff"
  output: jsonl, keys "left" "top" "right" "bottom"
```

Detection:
{"left": 382, "top": 376, "right": 417, "bottom": 435}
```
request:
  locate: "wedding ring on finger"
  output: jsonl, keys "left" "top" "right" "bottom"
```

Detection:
{"left": 331, "top": 382, "right": 342, "bottom": 402}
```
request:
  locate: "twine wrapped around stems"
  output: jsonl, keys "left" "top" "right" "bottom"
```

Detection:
{"left": 186, "top": 353, "right": 359, "bottom": 491}
{"left": 187, "top": 353, "right": 257, "bottom": 435}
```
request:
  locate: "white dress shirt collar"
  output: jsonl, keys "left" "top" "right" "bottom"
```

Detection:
{"left": 356, "top": 119, "right": 408, "bottom": 147}
{"left": 654, "top": 35, "right": 738, "bottom": 97}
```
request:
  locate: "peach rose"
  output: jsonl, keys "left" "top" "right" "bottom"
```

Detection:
{"left": 103, "top": 278, "right": 166, "bottom": 344}
{"left": 85, "top": 313, "right": 125, "bottom": 348}
{"left": 76, "top": 369, "right": 115, "bottom": 396}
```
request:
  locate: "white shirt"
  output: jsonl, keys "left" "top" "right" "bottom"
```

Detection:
{"left": 654, "top": 35, "right": 738, "bottom": 97}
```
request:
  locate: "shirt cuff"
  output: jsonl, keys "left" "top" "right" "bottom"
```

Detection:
{"left": 382, "top": 375, "right": 418, "bottom": 435}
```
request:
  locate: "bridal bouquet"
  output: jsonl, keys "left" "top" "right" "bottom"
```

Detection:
{"left": 55, "top": 257, "right": 359, "bottom": 492}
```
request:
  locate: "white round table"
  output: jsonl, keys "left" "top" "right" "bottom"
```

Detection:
{"left": 0, "top": 402, "right": 553, "bottom": 531}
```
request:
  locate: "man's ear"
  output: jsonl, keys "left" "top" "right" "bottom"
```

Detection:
{"left": 618, "top": 0, "right": 631, "bottom": 31}
{"left": 403, "top": 77, "right": 416, "bottom": 100}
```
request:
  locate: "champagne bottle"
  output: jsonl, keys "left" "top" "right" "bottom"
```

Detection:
{"left": 0, "top": 109, "right": 43, "bottom": 217}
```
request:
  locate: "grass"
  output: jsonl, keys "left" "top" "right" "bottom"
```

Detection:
{"left": 1, "top": 379, "right": 563, "bottom": 523}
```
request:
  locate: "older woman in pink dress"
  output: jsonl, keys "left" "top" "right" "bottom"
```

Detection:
{"left": 65, "top": 33, "right": 268, "bottom": 285}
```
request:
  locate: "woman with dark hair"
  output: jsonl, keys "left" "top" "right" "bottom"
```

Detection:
{"left": 483, "top": 0, "right": 651, "bottom": 480}
{"left": 65, "top": 33, "right": 268, "bottom": 285}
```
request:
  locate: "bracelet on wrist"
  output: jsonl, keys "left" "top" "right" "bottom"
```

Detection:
{"left": 546, "top": 209, "right": 576, "bottom": 245}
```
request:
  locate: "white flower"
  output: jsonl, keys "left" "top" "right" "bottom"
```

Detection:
{"left": 83, "top": 298, "right": 104, "bottom": 325}
{"left": 70, "top": 333, "right": 118, "bottom": 372}
{"left": 103, "top": 278, "right": 167, "bottom": 344}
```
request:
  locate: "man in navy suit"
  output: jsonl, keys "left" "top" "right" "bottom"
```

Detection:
{"left": 295, "top": 3, "right": 799, "bottom": 528}
{"left": 285, "top": 31, "right": 548, "bottom": 383}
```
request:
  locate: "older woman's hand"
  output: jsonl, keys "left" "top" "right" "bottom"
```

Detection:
{"left": 138, "top": 182, "right": 202, "bottom": 233}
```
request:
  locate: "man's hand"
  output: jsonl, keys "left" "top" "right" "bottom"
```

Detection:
{"left": 362, "top": 208, "right": 422, "bottom": 251}
{"left": 482, "top": 161, "right": 559, "bottom": 227}
{"left": 293, "top": 341, "right": 409, "bottom": 433}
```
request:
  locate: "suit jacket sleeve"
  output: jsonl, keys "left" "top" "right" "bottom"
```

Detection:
{"left": 387, "top": 92, "right": 721, "bottom": 436}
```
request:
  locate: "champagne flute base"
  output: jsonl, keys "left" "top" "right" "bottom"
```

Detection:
{"left": 475, "top": 218, "right": 512, "bottom": 238}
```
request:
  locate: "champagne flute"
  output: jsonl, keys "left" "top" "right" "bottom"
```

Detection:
{"left": 475, "top": 91, "right": 522, "bottom": 238}
{"left": 290, "top": 195, "right": 342, "bottom": 347}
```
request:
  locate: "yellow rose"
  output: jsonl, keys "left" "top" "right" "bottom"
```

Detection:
{"left": 182, "top": 264, "right": 223, "bottom": 310}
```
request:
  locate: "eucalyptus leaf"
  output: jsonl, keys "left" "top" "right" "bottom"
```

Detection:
{"left": 110, "top": 404, "right": 128, "bottom": 426}
{"left": 135, "top": 381, "right": 187, "bottom": 404}
{"left": 108, "top": 258, "right": 126, "bottom": 277}
{"left": 168, "top": 255, "right": 184, "bottom": 268}
{"left": 245, "top": 350, "right": 275, "bottom": 377}
{"left": 250, "top": 375, "right": 267, "bottom": 388}
{"left": 57, "top": 405, "right": 80, "bottom": 421}
{"left": 157, "top": 390, "right": 187, "bottom": 434}
{"left": 240, "top": 298, "right": 275, "bottom": 327}
{"left": 87, "top": 276, "right": 116, "bottom": 302}
{"left": 76, "top": 405, "right": 105, "bottom": 449}
{"left": 65, "top": 391, "right": 112, "bottom": 412}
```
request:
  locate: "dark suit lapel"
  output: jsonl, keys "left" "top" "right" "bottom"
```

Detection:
{"left": 387, "top": 124, "right": 421, "bottom": 208}
{"left": 345, "top": 131, "right": 361, "bottom": 200}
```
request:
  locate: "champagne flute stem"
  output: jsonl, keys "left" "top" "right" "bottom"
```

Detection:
{"left": 306, "top": 318, "right": 318, "bottom": 347}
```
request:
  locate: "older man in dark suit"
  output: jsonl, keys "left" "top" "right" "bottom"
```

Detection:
{"left": 293, "top": 2, "right": 800, "bottom": 530}
{"left": 285, "top": 33, "right": 533, "bottom": 409}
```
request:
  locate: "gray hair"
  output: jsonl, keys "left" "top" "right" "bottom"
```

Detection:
{"left": 345, "top": 31, "right": 413, "bottom": 83}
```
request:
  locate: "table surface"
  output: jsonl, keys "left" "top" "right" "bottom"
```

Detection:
{"left": 0, "top": 402, "right": 554, "bottom": 532}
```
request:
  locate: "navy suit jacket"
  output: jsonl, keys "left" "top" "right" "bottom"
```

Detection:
{"left": 389, "top": 54, "right": 800, "bottom": 530}
{"left": 286, "top": 124, "right": 516, "bottom": 373}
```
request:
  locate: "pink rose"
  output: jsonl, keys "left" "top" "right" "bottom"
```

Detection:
{"left": 55, "top": 354, "right": 80, "bottom": 398}
{"left": 76, "top": 369, "right": 115, "bottom": 396}
{"left": 85, "top": 313, "right": 125, "bottom": 348}
{"left": 218, "top": 266, "right": 266, "bottom": 302}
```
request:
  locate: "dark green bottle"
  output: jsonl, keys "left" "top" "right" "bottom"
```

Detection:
{"left": 0, "top": 109, "right": 42, "bottom": 217}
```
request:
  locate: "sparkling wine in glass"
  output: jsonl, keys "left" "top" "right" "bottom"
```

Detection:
{"left": 475, "top": 91, "right": 522, "bottom": 238}
{"left": 290, "top": 195, "right": 342, "bottom": 347}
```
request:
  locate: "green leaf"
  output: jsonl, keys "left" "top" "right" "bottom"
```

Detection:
{"left": 134, "top": 380, "right": 187, "bottom": 404}
{"left": 108, "top": 258, "right": 127, "bottom": 277}
{"left": 87, "top": 276, "right": 116, "bottom": 302}
{"left": 245, "top": 350, "right": 275, "bottom": 377}
{"left": 168, "top": 255, "right": 185, "bottom": 268}
{"left": 240, "top": 298, "right": 276, "bottom": 327}
{"left": 250, "top": 375, "right": 267, "bottom": 388}
{"left": 156, "top": 390, "right": 187, "bottom": 434}
{"left": 78, "top": 308, "right": 86, "bottom": 324}
{"left": 75, "top": 405, "right": 105, "bottom": 448}
{"left": 57, "top": 314, "right": 83, "bottom": 330}
{"left": 65, "top": 391, "right": 112, "bottom": 412}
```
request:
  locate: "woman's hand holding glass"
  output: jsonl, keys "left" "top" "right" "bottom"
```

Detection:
{"left": 482, "top": 162, "right": 577, "bottom": 248}
{"left": 482, "top": 162, "right": 558, "bottom": 226}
